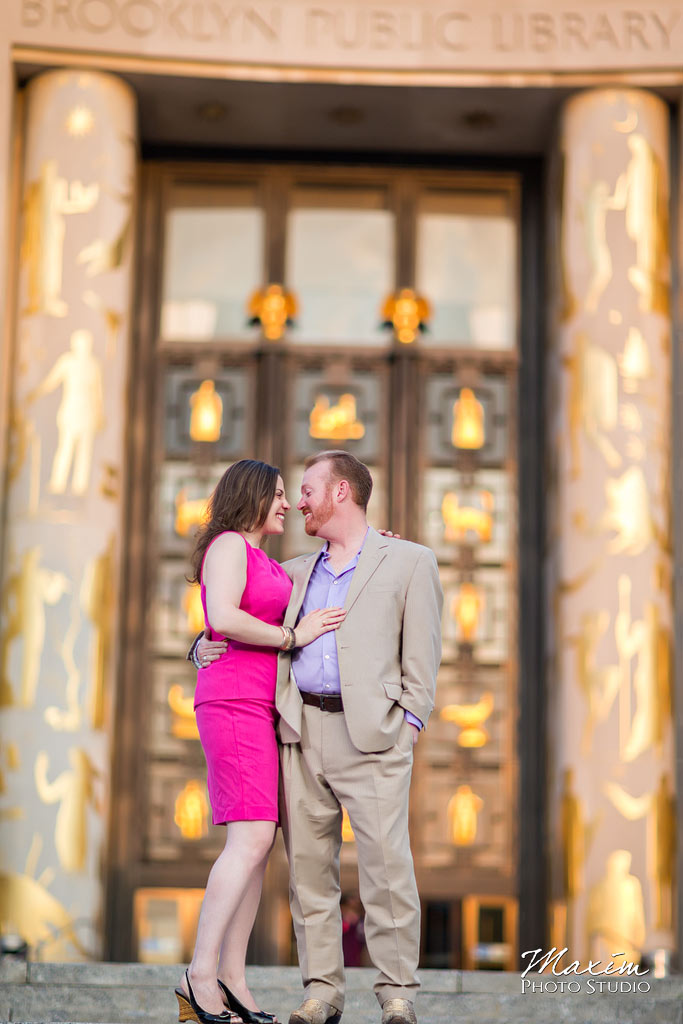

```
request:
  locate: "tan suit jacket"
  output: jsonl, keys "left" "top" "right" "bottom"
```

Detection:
{"left": 275, "top": 527, "right": 443, "bottom": 753}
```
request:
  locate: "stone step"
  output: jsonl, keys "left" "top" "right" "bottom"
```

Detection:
{"left": 1, "top": 962, "right": 681, "bottom": 1024}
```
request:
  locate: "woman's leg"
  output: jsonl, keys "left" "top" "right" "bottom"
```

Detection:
{"left": 182, "top": 819, "right": 276, "bottom": 1014}
{"left": 217, "top": 831, "right": 275, "bottom": 1010}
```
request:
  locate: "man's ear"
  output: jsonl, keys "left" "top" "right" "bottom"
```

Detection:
{"left": 336, "top": 479, "right": 351, "bottom": 502}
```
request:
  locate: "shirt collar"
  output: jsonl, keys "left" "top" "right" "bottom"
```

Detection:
{"left": 317, "top": 527, "right": 370, "bottom": 571}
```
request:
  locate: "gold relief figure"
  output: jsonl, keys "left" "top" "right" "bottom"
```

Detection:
{"left": 80, "top": 536, "right": 116, "bottom": 729}
{"left": 381, "top": 288, "right": 431, "bottom": 345}
{"left": 309, "top": 393, "right": 365, "bottom": 441}
{"left": 617, "top": 134, "right": 670, "bottom": 314}
{"left": 450, "top": 582, "right": 483, "bottom": 644}
{"left": 586, "top": 850, "right": 646, "bottom": 967}
{"left": 603, "top": 776, "right": 675, "bottom": 928}
{"left": 168, "top": 684, "right": 200, "bottom": 740}
{"left": 582, "top": 177, "right": 629, "bottom": 313}
{"left": 247, "top": 284, "right": 297, "bottom": 341}
{"left": 341, "top": 807, "right": 355, "bottom": 843}
{"left": 447, "top": 785, "right": 484, "bottom": 846}
{"left": 184, "top": 585, "right": 205, "bottom": 635}
{"left": 29, "top": 329, "right": 104, "bottom": 496}
{"left": 564, "top": 331, "right": 620, "bottom": 478}
{"left": 189, "top": 380, "right": 223, "bottom": 443}
{"left": 44, "top": 596, "right": 82, "bottom": 732}
{"left": 174, "top": 779, "right": 209, "bottom": 840}
{"left": 599, "top": 467, "right": 655, "bottom": 556}
{"left": 441, "top": 491, "right": 493, "bottom": 544}
{"left": 0, "top": 833, "right": 90, "bottom": 959}
{"left": 34, "top": 748, "right": 100, "bottom": 873}
{"left": 77, "top": 214, "right": 132, "bottom": 277}
{"left": 175, "top": 489, "right": 209, "bottom": 538}
{"left": 619, "top": 326, "right": 652, "bottom": 394}
{"left": 616, "top": 586, "right": 669, "bottom": 763}
{"left": 21, "top": 159, "right": 99, "bottom": 317}
{"left": 0, "top": 547, "right": 70, "bottom": 708}
{"left": 561, "top": 769, "right": 601, "bottom": 905}
{"left": 568, "top": 610, "right": 620, "bottom": 753}
{"left": 83, "top": 290, "right": 123, "bottom": 358}
{"left": 440, "top": 693, "right": 493, "bottom": 749}
{"left": 451, "top": 388, "right": 485, "bottom": 450}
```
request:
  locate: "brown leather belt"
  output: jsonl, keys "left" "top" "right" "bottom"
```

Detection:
{"left": 300, "top": 691, "right": 344, "bottom": 713}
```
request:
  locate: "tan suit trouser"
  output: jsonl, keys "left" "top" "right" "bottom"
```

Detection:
{"left": 279, "top": 704, "right": 420, "bottom": 1011}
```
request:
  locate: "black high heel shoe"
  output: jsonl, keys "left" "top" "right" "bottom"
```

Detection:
{"left": 175, "top": 970, "right": 240, "bottom": 1024}
{"left": 217, "top": 979, "right": 279, "bottom": 1024}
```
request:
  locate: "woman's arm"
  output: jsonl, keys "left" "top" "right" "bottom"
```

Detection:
{"left": 204, "top": 533, "right": 284, "bottom": 647}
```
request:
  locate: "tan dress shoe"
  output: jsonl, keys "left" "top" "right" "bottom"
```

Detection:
{"left": 288, "top": 999, "right": 342, "bottom": 1024}
{"left": 381, "top": 999, "right": 417, "bottom": 1024}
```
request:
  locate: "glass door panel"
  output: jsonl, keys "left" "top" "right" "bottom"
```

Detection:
{"left": 416, "top": 191, "right": 517, "bottom": 349}
{"left": 286, "top": 186, "right": 394, "bottom": 345}
{"left": 160, "top": 184, "right": 264, "bottom": 342}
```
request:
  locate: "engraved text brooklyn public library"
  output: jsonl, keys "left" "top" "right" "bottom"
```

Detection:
{"left": 520, "top": 947, "right": 651, "bottom": 994}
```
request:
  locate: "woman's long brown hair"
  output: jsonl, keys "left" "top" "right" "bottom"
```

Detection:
{"left": 189, "top": 459, "right": 280, "bottom": 584}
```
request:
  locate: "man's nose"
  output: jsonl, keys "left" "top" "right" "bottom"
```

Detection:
{"left": 297, "top": 497, "right": 305, "bottom": 510}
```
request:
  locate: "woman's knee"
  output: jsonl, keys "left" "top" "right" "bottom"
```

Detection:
{"left": 226, "top": 821, "right": 276, "bottom": 863}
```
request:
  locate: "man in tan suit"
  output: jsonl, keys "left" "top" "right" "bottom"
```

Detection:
{"left": 277, "top": 451, "right": 442, "bottom": 1024}
{"left": 193, "top": 451, "right": 442, "bottom": 1024}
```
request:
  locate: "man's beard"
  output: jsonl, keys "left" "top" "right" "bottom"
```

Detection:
{"left": 303, "top": 490, "right": 334, "bottom": 535}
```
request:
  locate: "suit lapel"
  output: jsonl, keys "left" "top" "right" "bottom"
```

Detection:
{"left": 284, "top": 551, "right": 321, "bottom": 626}
{"left": 343, "top": 528, "right": 389, "bottom": 614}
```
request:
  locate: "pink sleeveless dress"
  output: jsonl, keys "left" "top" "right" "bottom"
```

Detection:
{"left": 194, "top": 532, "right": 292, "bottom": 825}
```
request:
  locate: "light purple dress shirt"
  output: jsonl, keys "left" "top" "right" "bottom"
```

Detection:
{"left": 292, "top": 532, "right": 423, "bottom": 730}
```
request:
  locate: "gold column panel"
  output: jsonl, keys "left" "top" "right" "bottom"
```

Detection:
{"left": 547, "top": 89, "right": 674, "bottom": 965}
{"left": 0, "top": 70, "right": 137, "bottom": 959}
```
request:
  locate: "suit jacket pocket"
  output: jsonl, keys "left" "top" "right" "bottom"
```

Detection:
{"left": 383, "top": 682, "right": 403, "bottom": 701}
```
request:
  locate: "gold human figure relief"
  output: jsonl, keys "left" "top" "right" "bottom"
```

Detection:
{"left": 341, "top": 806, "right": 355, "bottom": 843}
{"left": 447, "top": 785, "right": 484, "bottom": 846}
{"left": 0, "top": 547, "right": 70, "bottom": 708}
{"left": 615, "top": 581, "right": 668, "bottom": 764}
{"left": 599, "top": 467, "right": 655, "bottom": 556}
{"left": 44, "top": 597, "right": 82, "bottom": 732}
{"left": 451, "top": 389, "right": 485, "bottom": 450}
{"left": 80, "top": 536, "right": 116, "bottom": 729}
{"left": 174, "top": 779, "right": 208, "bottom": 839}
{"left": 175, "top": 489, "right": 209, "bottom": 538}
{"left": 564, "top": 331, "right": 620, "bottom": 478}
{"left": 168, "top": 685, "right": 199, "bottom": 740}
{"left": 189, "top": 380, "right": 223, "bottom": 443}
{"left": 440, "top": 693, "right": 493, "bottom": 749}
{"left": 619, "top": 326, "right": 652, "bottom": 394}
{"left": 34, "top": 749, "right": 99, "bottom": 873}
{"left": 617, "top": 133, "right": 669, "bottom": 314}
{"left": 450, "top": 583, "right": 483, "bottom": 643}
{"left": 77, "top": 214, "right": 132, "bottom": 277}
{"left": 441, "top": 491, "right": 493, "bottom": 544}
{"left": 381, "top": 288, "right": 431, "bottom": 345}
{"left": 184, "top": 585, "right": 205, "bottom": 635}
{"left": 560, "top": 769, "right": 600, "bottom": 903}
{"left": 21, "top": 160, "right": 99, "bottom": 317}
{"left": 82, "top": 290, "right": 123, "bottom": 358}
{"left": 582, "top": 178, "right": 629, "bottom": 313}
{"left": 29, "top": 329, "right": 105, "bottom": 496}
{"left": 568, "top": 610, "right": 620, "bottom": 752}
{"left": 309, "top": 393, "right": 366, "bottom": 441}
{"left": 247, "top": 284, "right": 297, "bottom": 341}
{"left": 586, "top": 850, "right": 646, "bottom": 968}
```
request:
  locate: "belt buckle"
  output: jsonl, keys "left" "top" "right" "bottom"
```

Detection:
{"left": 319, "top": 694, "right": 329, "bottom": 711}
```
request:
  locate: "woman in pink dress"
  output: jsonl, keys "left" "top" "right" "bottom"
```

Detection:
{"left": 175, "top": 460, "right": 345, "bottom": 1024}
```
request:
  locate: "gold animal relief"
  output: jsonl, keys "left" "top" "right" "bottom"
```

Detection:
{"left": 168, "top": 685, "right": 199, "bottom": 740}
{"left": 309, "top": 393, "right": 365, "bottom": 441}
{"left": 441, "top": 491, "right": 493, "bottom": 545}
{"left": 440, "top": 693, "right": 493, "bottom": 749}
